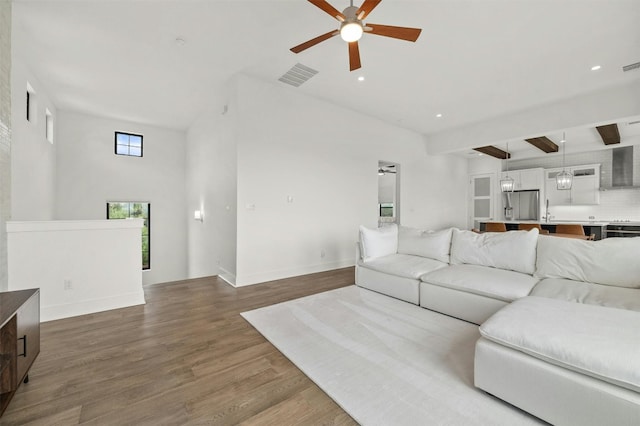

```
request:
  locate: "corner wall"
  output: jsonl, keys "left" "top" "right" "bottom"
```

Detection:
{"left": 233, "top": 75, "right": 467, "bottom": 286}
{"left": 55, "top": 111, "right": 188, "bottom": 285}
{"left": 10, "top": 57, "right": 57, "bottom": 220}
{"left": 185, "top": 82, "right": 238, "bottom": 282}
{"left": 0, "top": 0, "right": 11, "bottom": 292}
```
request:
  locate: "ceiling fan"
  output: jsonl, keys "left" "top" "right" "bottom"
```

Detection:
{"left": 290, "top": 0, "right": 422, "bottom": 71}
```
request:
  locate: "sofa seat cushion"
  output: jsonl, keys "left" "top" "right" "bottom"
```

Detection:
{"left": 359, "top": 254, "right": 447, "bottom": 279}
{"left": 480, "top": 296, "right": 640, "bottom": 393}
{"left": 530, "top": 278, "right": 640, "bottom": 312}
{"left": 421, "top": 264, "right": 538, "bottom": 302}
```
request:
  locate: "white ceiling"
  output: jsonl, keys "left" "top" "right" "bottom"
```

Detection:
{"left": 11, "top": 0, "right": 640, "bottom": 158}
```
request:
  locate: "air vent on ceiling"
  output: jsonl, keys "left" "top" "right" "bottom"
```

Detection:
{"left": 278, "top": 63, "right": 318, "bottom": 87}
{"left": 622, "top": 61, "right": 640, "bottom": 72}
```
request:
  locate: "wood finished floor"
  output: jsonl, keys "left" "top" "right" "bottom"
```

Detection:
{"left": 2, "top": 268, "right": 357, "bottom": 426}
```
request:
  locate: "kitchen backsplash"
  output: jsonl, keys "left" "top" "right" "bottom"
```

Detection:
{"left": 550, "top": 190, "right": 640, "bottom": 222}
{"left": 507, "top": 146, "right": 640, "bottom": 222}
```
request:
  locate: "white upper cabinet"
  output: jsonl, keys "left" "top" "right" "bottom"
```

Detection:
{"left": 500, "top": 167, "right": 544, "bottom": 191}
{"left": 545, "top": 164, "right": 600, "bottom": 205}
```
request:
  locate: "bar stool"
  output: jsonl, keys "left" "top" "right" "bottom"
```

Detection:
{"left": 485, "top": 222, "right": 507, "bottom": 232}
{"left": 555, "top": 224, "right": 585, "bottom": 236}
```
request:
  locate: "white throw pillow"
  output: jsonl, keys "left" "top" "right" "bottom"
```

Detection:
{"left": 450, "top": 228, "right": 539, "bottom": 275}
{"left": 535, "top": 235, "right": 640, "bottom": 288}
{"left": 397, "top": 227, "right": 452, "bottom": 263}
{"left": 359, "top": 224, "right": 398, "bottom": 262}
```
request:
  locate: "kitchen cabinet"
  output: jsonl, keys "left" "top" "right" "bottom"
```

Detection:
{"left": 500, "top": 167, "right": 544, "bottom": 191}
{"left": 545, "top": 164, "right": 600, "bottom": 205}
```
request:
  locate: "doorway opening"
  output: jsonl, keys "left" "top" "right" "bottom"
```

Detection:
{"left": 378, "top": 161, "right": 400, "bottom": 226}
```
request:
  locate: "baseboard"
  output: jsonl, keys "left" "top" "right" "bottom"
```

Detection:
{"left": 41, "top": 291, "right": 146, "bottom": 322}
{"left": 235, "top": 259, "right": 355, "bottom": 287}
{"left": 218, "top": 267, "right": 237, "bottom": 287}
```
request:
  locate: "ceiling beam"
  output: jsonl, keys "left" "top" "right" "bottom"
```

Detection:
{"left": 524, "top": 136, "right": 558, "bottom": 153}
{"left": 596, "top": 123, "right": 620, "bottom": 145}
{"left": 473, "top": 146, "right": 510, "bottom": 159}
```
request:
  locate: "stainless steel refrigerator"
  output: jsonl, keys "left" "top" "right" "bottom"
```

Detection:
{"left": 502, "top": 190, "right": 540, "bottom": 221}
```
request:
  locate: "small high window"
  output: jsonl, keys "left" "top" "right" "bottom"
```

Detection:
{"left": 26, "top": 82, "right": 36, "bottom": 123}
{"left": 45, "top": 109, "right": 54, "bottom": 143}
{"left": 115, "top": 132, "right": 143, "bottom": 157}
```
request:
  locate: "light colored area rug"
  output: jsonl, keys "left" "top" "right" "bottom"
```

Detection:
{"left": 241, "top": 285, "right": 544, "bottom": 425}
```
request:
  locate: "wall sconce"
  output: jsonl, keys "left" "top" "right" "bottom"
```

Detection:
{"left": 194, "top": 210, "right": 204, "bottom": 222}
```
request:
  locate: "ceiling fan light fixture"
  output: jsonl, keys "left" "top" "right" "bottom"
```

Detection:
{"left": 340, "top": 21, "right": 363, "bottom": 42}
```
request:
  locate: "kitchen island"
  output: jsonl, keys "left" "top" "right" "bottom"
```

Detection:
{"left": 479, "top": 221, "right": 608, "bottom": 240}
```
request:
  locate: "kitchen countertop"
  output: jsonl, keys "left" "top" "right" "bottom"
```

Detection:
{"left": 484, "top": 220, "right": 610, "bottom": 226}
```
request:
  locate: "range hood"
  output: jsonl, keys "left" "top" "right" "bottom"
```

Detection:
{"left": 600, "top": 146, "right": 640, "bottom": 190}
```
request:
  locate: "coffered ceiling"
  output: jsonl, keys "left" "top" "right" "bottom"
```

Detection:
{"left": 11, "top": 0, "right": 640, "bottom": 158}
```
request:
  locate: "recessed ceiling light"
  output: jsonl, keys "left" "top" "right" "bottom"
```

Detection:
{"left": 591, "top": 65, "right": 601, "bottom": 71}
{"left": 436, "top": 113, "right": 443, "bottom": 118}
{"left": 357, "top": 76, "right": 365, "bottom": 81}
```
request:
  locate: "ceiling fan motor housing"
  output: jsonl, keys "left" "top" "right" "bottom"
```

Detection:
{"left": 339, "top": 6, "right": 364, "bottom": 42}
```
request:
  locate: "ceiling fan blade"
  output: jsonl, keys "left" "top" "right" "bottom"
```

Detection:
{"left": 356, "top": 0, "right": 381, "bottom": 20}
{"left": 366, "top": 23, "right": 422, "bottom": 42}
{"left": 308, "top": 0, "right": 346, "bottom": 21}
{"left": 290, "top": 30, "right": 339, "bottom": 54}
{"left": 348, "top": 41, "right": 361, "bottom": 71}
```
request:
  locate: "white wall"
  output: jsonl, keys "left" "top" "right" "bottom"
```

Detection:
{"left": 232, "top": 75, "right": 467, "bottom": 286}
{"left": 0, "top": 0, "right": 11, "bottom": 292}
{"left": 7, "top": 220, "right": 145, "bottom": 322}
{"left": 185, "top": 82, "right": 238, "bottom": 283}
{"left": 55, "top": 111, "right": 188, "bottom": 285}
{"left": 10, "top": 57, "right": 57, "bottom": 220}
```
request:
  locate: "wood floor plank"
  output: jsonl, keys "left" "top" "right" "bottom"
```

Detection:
{"left": 1, "top": 268, "right": 357, "bottom": 425}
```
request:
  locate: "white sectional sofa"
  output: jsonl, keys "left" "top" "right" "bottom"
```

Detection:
{"left": 356, "top": 223, "right": 640, "bottom": 425}
{"left": 357, "top": 224, "right": 543, "bottom": 324}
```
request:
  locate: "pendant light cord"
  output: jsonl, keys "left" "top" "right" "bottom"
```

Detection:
{"left": 506, "top": 142, "right": 509, "bottom": 173}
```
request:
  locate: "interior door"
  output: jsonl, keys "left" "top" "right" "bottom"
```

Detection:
{"left": 469, "top": 173, "right": 495, "bottom": 230}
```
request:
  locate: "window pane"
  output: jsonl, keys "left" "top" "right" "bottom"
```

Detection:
{"left": 108, "top": 202, "right": 129, "bottom": 219}
{"left": 475, "top": 177, "right": 491, "bottom": 197}
{"left": 116, "top": 144, "right": 129, "bottom": 155}
{"left": 129, "top": 147, "right": 142, "bottom": 157}
{"left": 116, "top": 133, "right": 129, "bottom": 144}
{"left": 474, "top": 199, "right": 491, "bottom": 218}
{"left": 142, "top": 251, "right": 150, "bottom": 270}
{"left": 129, "top": 135, "right": 142, "bottom": 147}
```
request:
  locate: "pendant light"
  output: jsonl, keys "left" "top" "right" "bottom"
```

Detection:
{"left": 500, "top": 142, "right": 515, "bottom": 192}
{"left": 556, "top": 132, "right": 573, "bottom": 190}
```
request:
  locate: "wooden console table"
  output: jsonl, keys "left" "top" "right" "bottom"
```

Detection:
{"left": 0, "top": 289, "right": 40, "bottom": 417}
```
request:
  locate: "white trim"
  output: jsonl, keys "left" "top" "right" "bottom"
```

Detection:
{"left": 41, "top": 290, "right": 146, "bottom": 322}
{"left": 218, "top": 267, "right": 237, "bottom": 287}
{"left": 7, "top": 219, "right": 144, "bottom": 233}
{"left": 235, "top": 259, "right": 355, "bottom": 287}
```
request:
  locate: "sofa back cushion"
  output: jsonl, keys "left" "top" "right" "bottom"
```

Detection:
{"left": 359, "top": 224, "right": 398, "bottom": 261}
{"left": 397, "top": 227, "right": 452, "bottom": 263}
{"left": 535, "top": 235, "right": 640, "bottom": 288}
{"left": 451, "top": 228, "right": 539, "bottom": 275}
